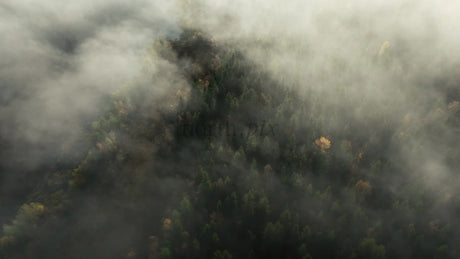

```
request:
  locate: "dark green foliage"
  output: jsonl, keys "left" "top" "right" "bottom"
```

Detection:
{"left": 1, "top": 29, "right": 459, "bottom": 259}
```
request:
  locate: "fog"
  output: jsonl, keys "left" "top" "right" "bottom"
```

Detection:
{"left": 1, "top": 0, "right": 459, "bottom": 257}
{"left": 186, "top": 0, "right": 460, "bottom": 200}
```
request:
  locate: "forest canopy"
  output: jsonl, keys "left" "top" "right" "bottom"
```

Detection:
{"left": 0, "top": 1, "right": 460, "bottom": 258}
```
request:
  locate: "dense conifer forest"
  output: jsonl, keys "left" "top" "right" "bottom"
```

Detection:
{"left": 1, "top": 1, "right": 459, "bottom": 258}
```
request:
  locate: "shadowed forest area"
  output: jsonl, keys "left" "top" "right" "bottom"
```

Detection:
{"left": 1, "top": 1, "right": 460, "bottom": 258}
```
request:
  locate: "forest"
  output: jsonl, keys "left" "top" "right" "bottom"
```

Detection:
{"left": 1, "top": 1, "right": 459, "bottom": 258}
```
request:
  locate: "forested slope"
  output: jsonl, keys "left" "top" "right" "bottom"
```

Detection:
{"left": 1, "top": 28, "right": 459, "bottom": 259}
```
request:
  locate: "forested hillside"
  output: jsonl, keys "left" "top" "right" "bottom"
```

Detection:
{"left": 1, "top": 1, "right": 460, "bottom": 259}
